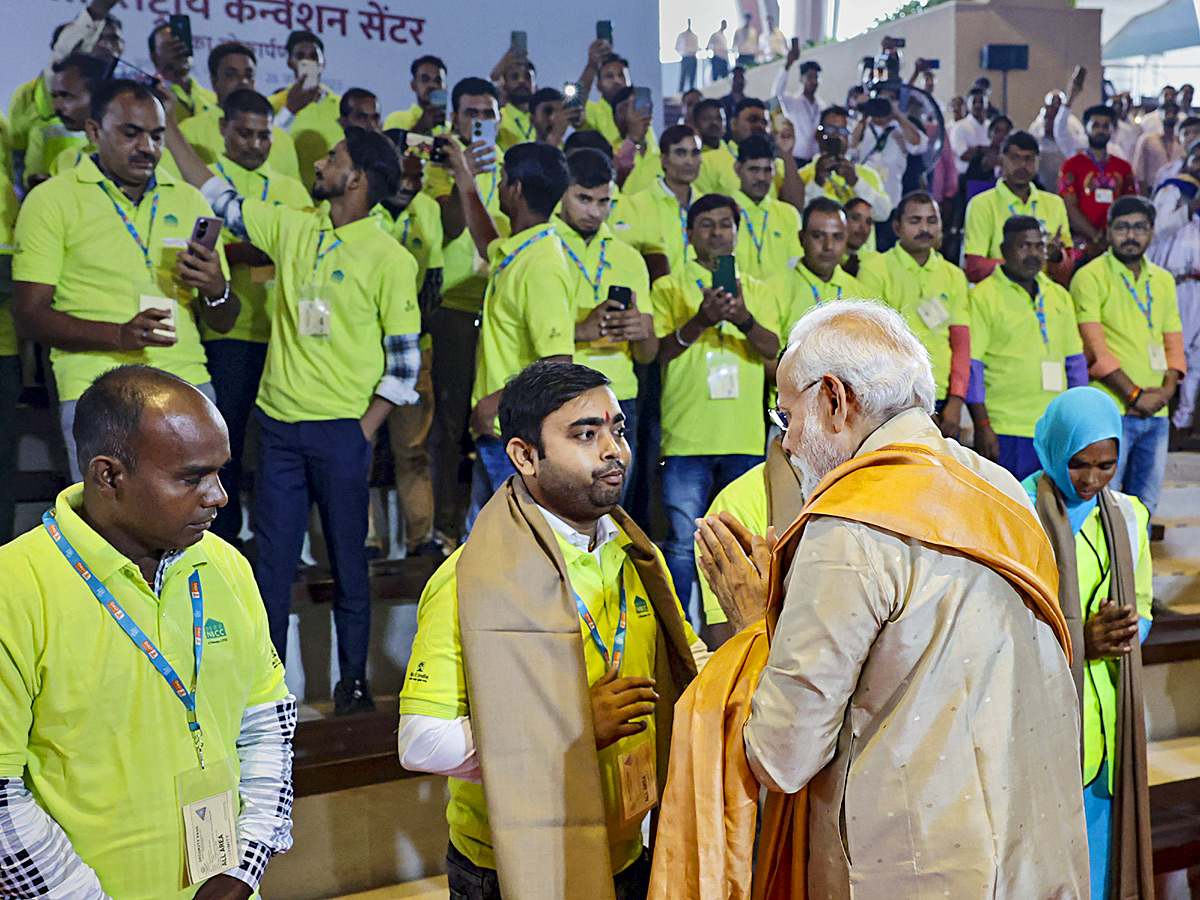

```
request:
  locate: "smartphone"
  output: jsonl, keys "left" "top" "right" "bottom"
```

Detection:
{"left": 472, "top": 118, "right": 498, "bottom": 172}
{"left": 791, "top": 37, "right": 799, "bottom": 52}
{"left": 596, "top": 20, "right": 613, "bottom": 44}
{"left": 190, "top": 216, "right": 222, "bottom": 252}
{"left": 168, "top": 14, "right": 194, "bottom": 56}
{"left": 632, "top": 86, "right": 652, "bottom": 116}
{"left": 859, "top": 97, "right": 891, "bottom": 118}
{"left": 105, "top": 58, "right": 159, "bottom": 90}
{"left": 511, "top": 30, "right": 527, "bottom": 54}
{"left": 607, "top": 285, "right": 633, "bottom": 309}
{"left": 713, "top": 255, "right": 737, "bottom": 295}
{"left": 429, "top": 88, "right": 447, "bottom": 108}
{"left": 296, "top": 59, "right": 321, "bottom": 90}
{"left": 892, "top": 37, "right": 906, "bottom": 48}
{"left": 925, "top": 58, "right": 940, "bottom": 69}
{"left": 390, "top": 130, "right": 447, "bottom": 164}
{"left": 562, "top": 81, "right": 584, "bottom": 109}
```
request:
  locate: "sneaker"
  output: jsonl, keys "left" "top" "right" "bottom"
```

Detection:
{"left": 333, "top": 678, "right": 376, "bottom": 716}
{"left": 409, "top": 537, "right": 450, "bottom": 560}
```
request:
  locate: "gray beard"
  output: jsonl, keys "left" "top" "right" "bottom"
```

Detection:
{"left": 796, "top": 418, "right": 853, "bottom": 497}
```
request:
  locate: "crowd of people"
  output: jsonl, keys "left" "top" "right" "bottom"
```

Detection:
{"left": 0, "top": 3, "right": 1192, "bottom": 898}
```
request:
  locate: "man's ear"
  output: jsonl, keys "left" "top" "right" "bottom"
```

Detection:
{"left": 506, "top": 437, "right": 538, "bottom": 476}
{"left": 84, "top": 118, "right": 101, "bottom": 145}
{"left": 86, "top": 455, "right": 127, "bottom": 498}
{"left": 823, "top": 375, "right": 854, "bottom": 433}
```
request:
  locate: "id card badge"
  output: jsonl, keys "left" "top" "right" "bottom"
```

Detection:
{"left": 1041, "top": 360, "right": 1066, "bottom": 392}
{"left": 1148, "top": 342, "right": 1168, "bottom": 372}
{"left": 297, "top": 283, "right": 332, "bottom": 337}
{"left": 134, "top": 280, "right": 178, "bottom": 339}
{"left": 916, "top": 295, "right": 950, "bottom": 330}
{"left": 175, "top": 757, "right": 238, "bottom": 886}
{"left": 706, "top": 348, "right": 740, "bottom": 400}
{"left": 617, "top": 739, "right": 657, "bottom": 825}
{"left": 1094, "top": 188, "right": 1115, "bottom": 204}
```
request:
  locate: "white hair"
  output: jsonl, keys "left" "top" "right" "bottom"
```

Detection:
{"left": 780, "top": 299, "right": 937, "bottom": 421}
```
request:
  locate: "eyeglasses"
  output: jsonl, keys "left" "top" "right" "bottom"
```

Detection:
{"left": 1110, "top": 220, "right": 1152, "bottom": 235}
{"left": 769, "top": 379, "right": 822, "bottom": 432}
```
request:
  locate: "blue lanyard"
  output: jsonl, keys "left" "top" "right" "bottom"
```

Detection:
{"left": 400, "top": 216, "right": 411, "bottom": 246}
{"left": 573, "top": 570, "right": 627, "bottom": 673}
{"left": 742, "top": 204, "right": 768, "bottom": 264}
{"left": 1085, "top": 151, "right": 1115, "bottom": 189}
{"left": 314, "top": 231, "right": 343, "bottom": 274}
{"left": 659, "top": 177, "right": 690, "bottom": 254}
{"left": 217, "top": 161, "right": 269, "bottom": 201}
{"left": 483, "top": 171, "right": 498, "bottom": 208}
{"left": 99, "top": 183, "right": 159, "bottom": 274}
{"left": 1030, "top": 285, "right": 1049, "bottom": 346}
{"left": 491, "top": 227, "right": 555, "bottom": 279}
{"left": 42, "top": 508, "right": 207, "bottom": 767}
{"left": 1007, "top": 195, "right": 1042, "bottom": 226}
{"left": 811, "top": 282, "right": 840, "bottom": 307}
{"left": 1120, "top": 272, "right": 1154, "bottom": 329}
{"left": 561, "top": 237, "right": 608, "bottom": 302}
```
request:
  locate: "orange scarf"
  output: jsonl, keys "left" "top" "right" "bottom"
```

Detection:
{"left": 649, "top": 443, "right": 1068, "bottom": 900}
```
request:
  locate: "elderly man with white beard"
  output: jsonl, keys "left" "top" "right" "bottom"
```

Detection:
{"left": 649, "top": 300, "right": 1090, "bottom": 900}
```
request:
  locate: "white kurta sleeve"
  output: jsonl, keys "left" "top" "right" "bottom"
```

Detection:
{"left": 744, "top": 519, "right": 897, "bottom": 794}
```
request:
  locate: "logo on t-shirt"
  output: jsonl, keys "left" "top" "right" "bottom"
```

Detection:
{"left": 204, "top": 618, "right": 228, "bottom": 643}
{"left": 408, "top": 660, "right": 429, "bottom": 683}
{"left": 163, "top": 214, "right": 179, "bottom": 227}
{"left": 634, "top": 595, "right": 650, "bottom": 617}
{"left": 332, "top": 269, "right": 345, "bottom": 282}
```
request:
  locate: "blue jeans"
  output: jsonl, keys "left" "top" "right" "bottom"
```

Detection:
{"left": 465, "top": 435, "right": 517, "bottom": 535}
{"left": 253, "top": 410, "right": 373, "bottom": 682}
{"left": 661, "top": 453, "right": 761, "bottom": 628}
{"left": 996, "top": 434, "right": 1040, "bottom": 482}
{"left": 1114, "top": 415, "right": 1170, "bottom": 517}
{"left": 205, "top": 339, "right": 268, "bottom": 544}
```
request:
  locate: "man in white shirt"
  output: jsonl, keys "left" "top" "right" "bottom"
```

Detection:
{"left": 772, "top": 48, "right": 822, "bottom": 163}
{"left": 761, "top": 15, "right": 787, "bottom": 61}
{"left": 733, "top": 14, "right": 758, "bottom": 68}
{"left": 849, "top": 86, "right": 929, "bottom": 208}
{"left": 1139, "top": 86, "right": 1179, "bottom": 136}
{"left": 675, "top": 19, "right": 700, "bottom": 94}
{"left": 707, "top": 20, "right": 730, "bottom": 81}
{"left": 949, "top": 87, "right": 991, "bottom": 175}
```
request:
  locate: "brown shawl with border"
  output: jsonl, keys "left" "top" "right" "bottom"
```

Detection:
{"left": 649, "top": 443, "right": 1068, "bottom": 900}
{"left": 457, "top": 475, "right": 697, "bottom": 900}
{"left": 1035, "top": 478, "right": 1154, "bottom": 900}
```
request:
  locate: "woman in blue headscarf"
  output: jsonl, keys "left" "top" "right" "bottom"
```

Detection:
{"left": 1023, "top": 386, "right": 1154, "bottom": 900}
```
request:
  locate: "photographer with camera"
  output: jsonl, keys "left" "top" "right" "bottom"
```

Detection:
{"left": 799, "top": 106, "right": 892, "bottom": 223}
{"left": 848, "top": 84, "right": 928, "bottom": 248}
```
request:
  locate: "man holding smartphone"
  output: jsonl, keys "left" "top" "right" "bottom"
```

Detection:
{"left": 650, "top": 193, "right": 781, "bottom": 626}
{"left": 270, "top": 30, "right": 343, "bottom": 191}
{"left": 384, "top": 55, "right": 448, "bottom": 135}
{"left": 12, "top": 79, "right": 237, "bottom": 481}
{"left": 149, "top": 19, "right": 218, "bottom": 124}
{"left": 556, "top": 148, "right": 655, "bottom": 475}
{"left": 497, "top": 53, "right": 538, "bottom": 152}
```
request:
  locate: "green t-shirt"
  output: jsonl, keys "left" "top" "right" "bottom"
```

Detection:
{"left": 0, "top": 484, "right": 287, "bottom": 900}
{"left": 243, "top": 199, "right": 420, "bottom": 421}
{"left": 556, "top": 215, "right": 651, "bottom": 400}
{"left": 399, "top": 514, "right": 696, "bottom": 874}
{"left": 797, "top": 159, "right": 886, "bottom": 206}
{"left": 498, "top": 103, "right": 535, "bottom": 151}
{"left": 175, "top": 107, "right": 302, "bottom": 182}
{"left": 1070, "top": 251, "right": 1182, "bottom": 415}
{"left": 201, "top": 156, "right": 312, "bottom": 344}
{"left": 651, "top": 258, "right": 779, "bottom": 457}
{"left": 963, "top": 180, "right": 1072, "bottom": 261}
{"left": 769, "top": 260, "right": 872, "bottom": 339}
{"left": 13, "top": 156, "right": 227, "bottom": 400}
{"left": 732, "top": 189, "right": 801, "bottom": 283}
{"left": 7, "top": 75, "right": 55, "bottom": 154}
{"left": 373, "top": 190, "right": 445, "bottom": 288}
{"left": 970, "top": 268, "right": 1083, "bottom": 437}
{"left": 23, "top": 121, "right": 87, "bottom": 188}
{"left": 471, "top": 223, "right": 576, "bottom": 416}
{"left": 858, "top": 246, "right": 969, "bottom": 397}
{"left": 270, "top": 88, "right": 343, "bottom": 191}
{"left": 611, "top": 177, "right": 692, "bottom": 277}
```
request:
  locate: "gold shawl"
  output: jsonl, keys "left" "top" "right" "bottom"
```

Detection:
{"left": 1035, "top": 478, "right": 1154, "bottom": 900}
{"left": 650, "top": 443, "right": 1068, "bottom": 900}
{"left": 457, "top": 475, "right": 697, "bottom": 900}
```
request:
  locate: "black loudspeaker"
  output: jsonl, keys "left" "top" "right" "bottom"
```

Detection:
{"left": 981, "top": 44, "right": 1029, "bottom": 71}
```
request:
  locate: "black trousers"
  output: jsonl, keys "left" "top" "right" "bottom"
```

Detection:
{"left": 446, "top": 842, "right": 651, "bottom": 900}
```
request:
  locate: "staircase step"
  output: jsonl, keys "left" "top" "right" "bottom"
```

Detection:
{"left": 1149, "top": 735, "right": 1200, "bottom": 787}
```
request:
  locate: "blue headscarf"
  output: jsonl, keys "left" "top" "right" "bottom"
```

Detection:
{"left": 1021, "top": 386, "right": 1123, "bottom": 533}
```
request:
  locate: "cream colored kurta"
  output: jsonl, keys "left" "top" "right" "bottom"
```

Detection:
{"left": 745, "top": 408, "right": 1089, "bottom": 899}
